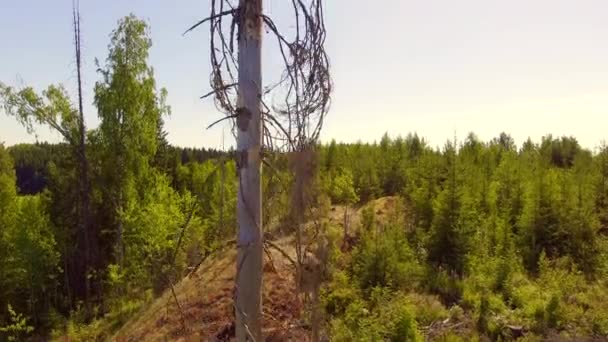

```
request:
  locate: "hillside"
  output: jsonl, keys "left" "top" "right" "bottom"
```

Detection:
{"left": 109, "top": 237, "right": 301, "bottom": 341}
{"left": 51, "top": 194, "right": 608, "bottom": 341}
{"left": 111, "top": 198, "right": 399, "bottom": 341}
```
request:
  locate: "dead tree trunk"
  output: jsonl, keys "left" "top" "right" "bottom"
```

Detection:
{"left": 189, "top": 0, "right": 330, "bottom": 338}
{"left": 235, "top": 0, "right": 263, "bottom": 340}
{"left": 73, "top": 2, "right": 93, "bottom": 317}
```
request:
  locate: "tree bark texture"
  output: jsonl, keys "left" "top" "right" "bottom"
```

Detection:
{"left": 235, "top": 0, "right": 263, "bottom": 340}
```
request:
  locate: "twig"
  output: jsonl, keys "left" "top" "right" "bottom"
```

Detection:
{"left": 263, "top": 244, "right": 277, "bottom": 273}
{"left": 171, "top": 201, "right": 199, "bottom": 266}
{"left": 183, "top": 9, "right": 236, "bottom": 36}
{"left": 200, "top": 83, "right": 236, "bottom": 99}
{"left": 169, "top": 278, "right": 188, "bottom": 332}
{"left": 207, "top": 113, "right": 238, "bottom": 130}
{"left": 264, "top": 240, "right": 297, "bottom": 268}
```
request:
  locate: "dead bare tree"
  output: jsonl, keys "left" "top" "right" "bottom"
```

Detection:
{"left": 187, "top": 0, "right": 331, "bottom": 340}
{"left": 72, "top": 0, "right": 94, "bottom": 319}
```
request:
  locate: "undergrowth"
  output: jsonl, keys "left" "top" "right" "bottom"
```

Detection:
{"left": 320, "top": 202, "right": 608, "bottom": 341}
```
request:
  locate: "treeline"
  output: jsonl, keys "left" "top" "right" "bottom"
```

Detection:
{"left": 320, "top": 132, "right": 608, "bottom": 277}
{"left": 8, "top": 142, "right": 229, "bottom": 195}
{"left": 317, "top": 132, "right": 608, "bottom": 340}
{"left": 3, "top": 122, "right": 608, "bottom": 339}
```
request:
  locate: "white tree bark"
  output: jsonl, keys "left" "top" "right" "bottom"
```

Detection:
{"left": 235, "top": 0, "right": 263, "bottom": 340}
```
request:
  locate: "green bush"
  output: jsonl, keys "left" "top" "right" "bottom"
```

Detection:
{"left": 326, "top": 290, "right": 422, "bottom": 342}
{"left": 390, "top": 304, "right": 420, "bottom": 342}
{"left": 544, "top": 294, "right": 561, "bottom": 329}
{"left": 425, "top": 268, "right": 463, "bottom": 305}
{"left": 322, "top": 272, "right": 360, "bottom": 317}
{"left": 0, "top": 305, "right": 33, "bottom": 341}
{"left": 406, "top": 293, "right": 449, "bottom": 327}
{"left": 351, "top": 223, "right": 422, "bottom": 291}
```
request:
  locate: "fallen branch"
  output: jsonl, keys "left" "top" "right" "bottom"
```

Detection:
{"left": 264, "top": 239, "right": 298, "bottom": 268}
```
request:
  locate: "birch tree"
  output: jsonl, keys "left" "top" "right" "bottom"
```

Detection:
{"left": 0, "top": 3, "right": 93, "bottom": 311}
{"left": 94, "top": 14, "right": 170, "bottom": 269}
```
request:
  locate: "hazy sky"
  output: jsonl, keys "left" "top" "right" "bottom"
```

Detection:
{"left": 1, "top": 0, "right": 607, "bottom": 149}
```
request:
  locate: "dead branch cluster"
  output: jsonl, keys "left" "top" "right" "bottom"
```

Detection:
{"left": 186, "top": 2, "right": 331, "bottom": 339}
{"left": 187, "top": 0, "right": 331, "bottom": 152}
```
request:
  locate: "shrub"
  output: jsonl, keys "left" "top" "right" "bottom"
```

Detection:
{"left": 424, "top": 268, "right": 463, "bottom": 306}
{"left": 0, "top": 305, "right": 33, "bottom": 341}
{"left": 327, "top": 292, "right": 422, "bottom": 341}
{"left": 322, "top": 272, "right": 360, "bottom": 317}
{"left": 351, "top": 223, "right": 422, "bottom": 292}
{"left": 406, "top": 293, "right": 449, "bottom": 327}
{"left": 545, "top": 294, "right": 561, "bottom": 329}
{"left": 390, "top": 304, "right": 420, "bottom": 342}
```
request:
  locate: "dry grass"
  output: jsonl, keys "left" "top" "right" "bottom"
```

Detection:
{"left": 327, "top": 196, "right": 401, "bottom": 229}
{"left": 112, "top": 237, "right": 308, "bottom": 341}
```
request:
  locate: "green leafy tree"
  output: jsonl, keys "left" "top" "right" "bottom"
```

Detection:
{"left": 518, "top": 165, "right": 561, "bottom": 273}
{"left": 187, "top": 159, "right": 237, "bottom": 247}
{"left": 119, "top": 173, "right": 196, "bottom": 295}
{"left": 352, "top": 222, "right": 421, "bottom": 291}
{"left": 326, "top": 169, "right": 358, "bottom": 243}
{"left": 328, "top": 169, "right": 358, "bottom": 206}
{"left": 10, "top": 195, "right": 60, "bottom": 324}
{"left": 324, "top": 139, "right": 338, "bottom": 171}
{"left": 0, "top": 147, "right": 59, "bottom": 329}
{"left": 405, "top": 148, "right": 441, "bottom": 233}
{"left": 94, "top": 14, "right": 170, "bottom": 266}
{"left": 563, "top": 152, "right": 601, "bottom": 275}
{"left": 595, "top": 143, "right": 608, "bottom": 236}
{"left": 427, "top": 141, "right": 469, "bottom": 276}
{"left": 0, "top": 84, "right": 92, "bottom": 306}
{"left": 0, "top": 145, "right": 18, "bottom": 323}
{"left": 351, "top": 143, "right": 381, "bottom": 202}
{"left": 0, "top": 11, "right": 95, "bottom": 307}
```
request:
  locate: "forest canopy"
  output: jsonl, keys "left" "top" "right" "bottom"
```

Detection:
{"left": 1, "top": 130, "right": 608, "bottom": 340}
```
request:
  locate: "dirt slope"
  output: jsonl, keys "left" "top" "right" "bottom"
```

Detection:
{"left": 113, "top": 237, "right": 307, "bottom": 341}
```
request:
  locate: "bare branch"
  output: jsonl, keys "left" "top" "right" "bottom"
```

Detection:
{"left": 200, "top": 83, "right": 236, "bottom": 99}
{"left": 189, "top": 0, "right": 331, "bottom": 152}
{"left": 183, "top": 9, "right": 235, "bottom": 36}
{"left": 207, "top": 113, "right": 238, "bottom": 130}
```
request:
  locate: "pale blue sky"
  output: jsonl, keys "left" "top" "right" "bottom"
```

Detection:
{"left": 1, "top": 0, "right": 607, "bottom": 149}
